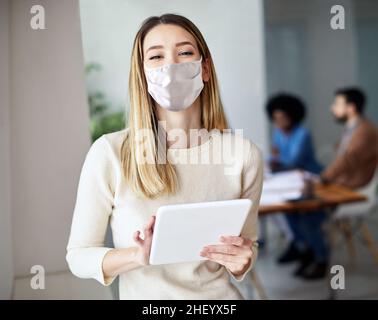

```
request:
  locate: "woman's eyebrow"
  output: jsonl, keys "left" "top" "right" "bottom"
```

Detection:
{"left": 145, "top": 41, "right": 195, "bottom": 54}
{"left": 175, "top": 41, "right": 194, "bottom": 48}
{"left": 145, "top": 45, "right": 163, "bottom": 54}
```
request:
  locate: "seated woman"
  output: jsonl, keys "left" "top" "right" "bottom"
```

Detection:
{"left": 266, "top": 93, "right": 329, "bottom": 280}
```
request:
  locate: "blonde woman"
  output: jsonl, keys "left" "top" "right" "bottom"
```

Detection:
{"left": 66, "top": 14, "right": 263, "bottom": 300}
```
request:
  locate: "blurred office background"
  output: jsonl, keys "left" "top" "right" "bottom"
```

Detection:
{"left": 0, "top": 0, "right": 377, "bottom": 299}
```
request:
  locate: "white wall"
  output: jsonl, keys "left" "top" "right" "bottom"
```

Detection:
{"left": 9, "top": 0, "right": 90, "bottom": 277}
{"left": 0, "top": 0, "right": 14, "bottom": 300}
{"left": 307, "top": 0, "right": 357, "bottom": 162}
{"left": 355, "top": 0, "right": 378, "bottom": 125}
{"left": 79, "top": 0, "right": 269, "bottom": 152}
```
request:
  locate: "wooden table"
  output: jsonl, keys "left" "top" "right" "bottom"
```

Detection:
{"left": 254, "top": 183, "right": 368, "bottom": 300}
{"left": 259, "top": 183, "right": 367, "bottom": 215}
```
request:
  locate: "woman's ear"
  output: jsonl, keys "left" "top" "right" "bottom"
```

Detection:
{"left": 202, "top": 57, "right": 211, "bottom": 82}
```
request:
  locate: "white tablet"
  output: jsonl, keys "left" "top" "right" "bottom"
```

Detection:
{"left": 149, "top": 199, "right": 252, "bottom": 265}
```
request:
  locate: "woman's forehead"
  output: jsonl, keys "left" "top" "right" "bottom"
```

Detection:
{"left": 143, "top": 24, "right": 197, "bottom": 51}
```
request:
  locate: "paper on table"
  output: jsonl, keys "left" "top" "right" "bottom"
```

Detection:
{"left": 260, "top": 170, "right": 305, "bottom": 205}
{"left": 260, "top": 190, "right": 302, "bottom": 205}
{"left": 263, "top": 170, "right": 305, "bottom": 192}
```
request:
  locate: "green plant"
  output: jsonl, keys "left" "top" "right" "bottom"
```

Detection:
{"left": 90, "top": 111, "right": 125, "bottom": 142}
{"left": 85, "top": 62, "right": 126, "bottom": 142}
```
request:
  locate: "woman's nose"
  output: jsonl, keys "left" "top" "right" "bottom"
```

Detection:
{"left": 165, "top": 53, "right": 179, "bottom": 65}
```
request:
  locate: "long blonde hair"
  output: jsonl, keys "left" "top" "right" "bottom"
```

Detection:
{"left": 121, "top": 13, "right": 229, "bottom": 199}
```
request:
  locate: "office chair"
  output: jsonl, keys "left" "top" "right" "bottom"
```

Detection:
{"left": 329, "top": 170, "right": 378, "bottom": 268}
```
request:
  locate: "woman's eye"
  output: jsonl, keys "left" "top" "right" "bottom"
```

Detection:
{"left": 149, "top": 55, "right": 162, "bottom": 60}
{"left": 179, "top": 51, "right": 194, "bottom": 56}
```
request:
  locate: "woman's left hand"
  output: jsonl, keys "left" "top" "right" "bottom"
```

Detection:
{"left": 200, "top": 235, "right": 254, "bottom": 277}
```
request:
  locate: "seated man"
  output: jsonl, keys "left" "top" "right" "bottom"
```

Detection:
{"left": 266, "top": 94, "right": 329, "bottom": 280}
{"left": 321, "top": 87, "right": 378, "bottom": 189}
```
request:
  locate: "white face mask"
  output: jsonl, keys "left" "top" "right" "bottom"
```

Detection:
{"left": 144, "top": 57, "right": 204, "bottom": 111}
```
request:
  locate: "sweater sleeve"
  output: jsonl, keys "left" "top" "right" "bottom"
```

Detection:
{"left": 228, "top": 140, "right": 264, "bottom": 282}
{"left": 66, "top": 135, "right": 116, "bottom": 286}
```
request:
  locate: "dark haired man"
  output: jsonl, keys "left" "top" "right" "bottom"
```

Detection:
{"left": 321, "top": 87, "right": 378, "bottom": 188}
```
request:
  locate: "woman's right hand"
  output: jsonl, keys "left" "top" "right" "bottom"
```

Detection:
{"left": 133, "top": 215, "right": 156, "bottom": 266}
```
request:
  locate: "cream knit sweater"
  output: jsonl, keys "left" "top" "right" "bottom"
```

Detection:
{"left": 66, "top": 128, "right": 263, "bottom": 299}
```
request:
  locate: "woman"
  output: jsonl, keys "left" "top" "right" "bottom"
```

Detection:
{"left": 66, "top": 14, "right": 263, "bottom": 299}
{"left": 266, "top": 94, "right": 322, "bottom": 174}
{"left": 266, "top": 94, "right": 329, "bottom": 280}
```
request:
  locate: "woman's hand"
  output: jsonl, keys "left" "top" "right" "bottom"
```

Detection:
{"left": 200, "top": 235, "right": 254, "bottom": 277}
{"left": 133, "top": 215, "right": 156, "bottom": 266}
{"left": 102, "top": 215, "right": 156, "bottom": 280}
